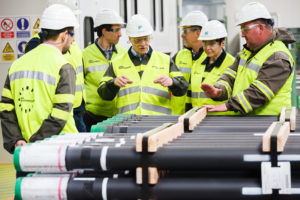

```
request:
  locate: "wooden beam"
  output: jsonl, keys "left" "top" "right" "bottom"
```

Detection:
{"left": 178, "top": 107, "right": 207, "bottom": 131}
{"left": 136, "top": 167, "right": 142, "bottom": 184}
{"left": 148, "top": 123, "right": 184, "bottom": 152}
{"left": 187, "top": 107, "right": 207, "bottom": 131}
{"left": 136, "top": 123, "right": 173, "bottom": 152}
{"left": 279, "top": 107, "right": 286, "bottom": 122}
{"left": 148, "top": 167, "right": 159, "bottom": 184}
{"left": 136, "top": 167, "right": 159, "bottom": 184}
{"left": 178, "top": 107, "right": 198, "bottom": 123}
{"left": 262, "top": 122, "right": 290, "bottom": 152}
{"left": 279, "top": 107, "right": 296, "bottom": 131}
{"left": 290, "top": 107, "right": 296, "bottom": 131}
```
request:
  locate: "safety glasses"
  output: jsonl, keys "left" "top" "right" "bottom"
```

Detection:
{"left": 131, "top": 36, "right": 151, "bottom": 44}
{"left": 107, "top": 28, "right": 122, "bottom": 33}
{"left": 182, "top": 27, "right": 199, "bottom": 34}
{"left": 240, "top": 23, "right": 266, "bottom": 33}
{"left": 68, "top": 30, "right": 75, "bottom": 37}
{"left": 202, "top": 40, "right": 218, "bottom": 47}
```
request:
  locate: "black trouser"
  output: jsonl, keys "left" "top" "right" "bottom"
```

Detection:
{"left": 83, "top": 110, "right": 108, "bottom": 132}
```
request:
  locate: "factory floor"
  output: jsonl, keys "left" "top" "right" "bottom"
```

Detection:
{"left": 0, "top": 164, "right": 15, "bottom": 200}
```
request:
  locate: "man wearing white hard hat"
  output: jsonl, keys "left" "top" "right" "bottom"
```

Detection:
{"left": 24, "top": 3, "right": 86, "bottom": 132}
{"left": 82, "top": 9, "right": 127, "bottom": 131}
{"left": 0, "top": 4, "right": 79, "bottom": 154}
{"left": 98, "top": 14, "right": 188, "bottom": 115}
{"left": 172, "top": 11, "right": 208, "bottom": 114}
{"left": 190, "top": 20, "right": 235, "bottom": 112}
{"left": 202, "top": 2, "right": 295, "bottom": 115}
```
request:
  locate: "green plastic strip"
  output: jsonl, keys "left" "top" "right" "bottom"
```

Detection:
{"left": 185, "top": 106, "right": 200, "bottom": 118}
{"left": 13, "top": 146, "right": 22, "bottom": 172}
{"left": 144, "top": 123, "right": 173, "bottom": 136}
{"left": 15, "top": 177, "right": 23, "bottom": 200}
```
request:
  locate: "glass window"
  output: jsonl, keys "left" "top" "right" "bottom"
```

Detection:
{"left": 84, "top": 16, "right": 94, "bottom": 48}
{"left": 120, "top": 0, "right": 128, "bottom": 23}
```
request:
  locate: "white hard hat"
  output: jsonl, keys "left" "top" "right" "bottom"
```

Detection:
{"left": 199, "top": 20, "right": 227, "bottom": 41}
{"left": 236, "top": 2, "right": 272, "bottom": 25}
{"left": 126, "top": 14, "right": 153, "bottom": 37}
{"left": 94, "top": 9, "right": 124, "bottom": 28}
{"left": 47, "top": 0, "right": 81, "bottom": 15}
{"left": 180, "top": 11, "right": 208, "bottom": 27}
{"left": 40, "top": 4, "right": 79, "bottom": 29}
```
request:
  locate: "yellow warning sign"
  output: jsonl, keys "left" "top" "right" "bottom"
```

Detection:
{"left": 33, "top": 18, "right": 40, "bottom": 29}
{"left": 32, "top": 30, "right": 39, "bottom": 36}
{"left": 2, "top": 54, "right": 15, "bottom": 61}
{"left": 3, "top": 42, "right": 14, "bottom": 53}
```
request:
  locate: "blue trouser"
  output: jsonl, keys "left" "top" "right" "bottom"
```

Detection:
{"left": 73, "top": 101, "right": 87, "bottom": 132}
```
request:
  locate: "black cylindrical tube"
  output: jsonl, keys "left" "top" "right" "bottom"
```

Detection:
{"left": 66, "top": 146, "right": 300, "bottom": 171}
{"left": 66, "top": 177, "right": 300, "bottom": 200}
{"left": 66, "top": 146, "right": 102, "bottom": 170}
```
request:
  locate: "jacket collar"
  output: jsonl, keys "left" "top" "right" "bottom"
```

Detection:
{"left": 128, "top": 46, "right": 153, "bottom": 66}
{"left": 201, "top": 49, "right": 226, "bottom": 68}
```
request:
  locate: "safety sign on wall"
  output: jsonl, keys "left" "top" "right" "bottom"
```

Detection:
{"left": 16, "top": 17, "right": 30, "bottom": 38}
{"left": 17, "top": 40, "right": 27, "bottom": 58}
{"left": 0, "top": 15, "right": 41, "bottom": 63}
{"left": 1, "top": 17, "right": 15, "bottom": 39}
{"left": 31, "top": 17, "right": 40, "bottom": 36}
{"left": 1, "top": 41, "right": 16, "bottom": 62}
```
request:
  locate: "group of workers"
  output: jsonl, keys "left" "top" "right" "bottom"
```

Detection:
{"left": 0, "top": 1, "right": 295, "bottom": 154}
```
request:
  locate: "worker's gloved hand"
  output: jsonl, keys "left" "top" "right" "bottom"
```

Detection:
{"left": 203, "top": 104, "right": 227, "bottom": 112}
{"left": 201, "top": 83, "right": 222, "bottom": 98}
{"left": 14, "top": 140, "right": 27, "bottom": 148}
{"left": 154, "top": 75, "right": 173, "bottom": 87}
{"left": 114, "top": 75, "right": 133, "bottom": 87}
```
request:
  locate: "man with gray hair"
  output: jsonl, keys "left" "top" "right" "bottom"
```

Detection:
{"left": 201, "top": 2, "right": 295, "bottom": 115}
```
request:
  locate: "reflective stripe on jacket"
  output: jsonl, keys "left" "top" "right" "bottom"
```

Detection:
{"left": 6, "top": 44, "right": 77, "bottom": 141}
{"left": 113, "top": 51, "right": 173, "bottom": 115}
{"left": 231, "top": 40, "right": 294, "bottom": 115}
{"left": 83, "top": 43, "right": 126, "bottom": 117}
{"left": 25, "top": 33, "right": 85, "bottom": 109}
{"left": 191, "top": 53, "right": 235, "bottom": 110}
{"left": 64, "top": 41, "right": 85, "bottom": 108}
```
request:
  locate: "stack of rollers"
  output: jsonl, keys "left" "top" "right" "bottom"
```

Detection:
{"left": 13, "top": 107, "right": 300, "bottom": 200}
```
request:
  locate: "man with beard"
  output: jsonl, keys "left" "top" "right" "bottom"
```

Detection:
{"left": 82, "top": 9, "right": 126, "bottom": 131}
{"left": 0, "top": 4, "right": 79, "bottom": 154}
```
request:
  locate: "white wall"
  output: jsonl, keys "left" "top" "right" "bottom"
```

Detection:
{"left": 0, "top": 0, "right": 48, "bottom": 164}
{"left": 225, "top": 0, "right": 300, "bottom": 55}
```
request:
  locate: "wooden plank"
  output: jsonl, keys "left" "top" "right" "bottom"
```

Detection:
{"left": 277, "top": 122, "right": 290, "bottom": 152}
{"left": 178, "top": 107, "right": 198, "bottom": 123}
{"left": 290, "top": 107, "right": 296, "bottom": 131}
{"left": 148, "top": 123, "right": 184, "bottom": 152}
{"left": 136, "top": 133, "right": 144, "bottom": 152}
{"left": 263, "top": 122, "right": 278, "bottom": 152}
{"left": 148, "top": 167, "right": 159, "bottom": 184}
{"left": 279, "top": 107, "right": 296, "bottom": 131}
{"left": 136, "top": 167, "right": 159, "bottom": 184}
{"left": 178, "top": 107, "right": 207, "bottom": 131}
{"left": 136, "top": 167, "right": 142, "bottom": 184}
{"left": 136, "top": 123, "right": 173, "bottom": 152}
{"left": 263, "top": 122, "right": 290, "bottom": 152}
{"left": 188, "top": 107, "right": 207, "bottom": 131}
{"left": 279, "top": 107, "right": 286, "bottom": 123}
